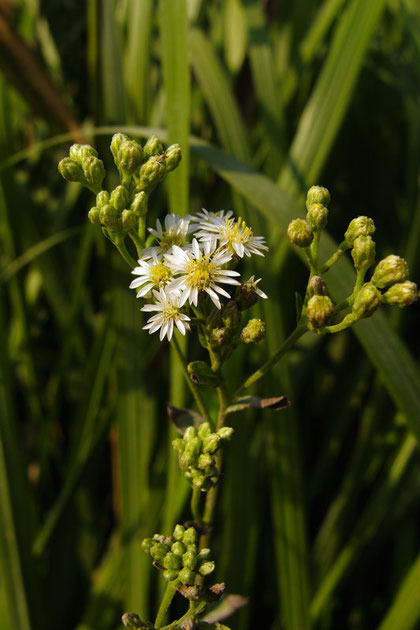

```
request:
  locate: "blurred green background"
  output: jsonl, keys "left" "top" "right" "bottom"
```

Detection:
{"left": 1, "top": 1, "right": 420, "bottom": 629}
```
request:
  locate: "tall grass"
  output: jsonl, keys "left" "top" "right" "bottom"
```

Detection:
{"left": 0, "top": 1, "right": 419, "bottom": 629}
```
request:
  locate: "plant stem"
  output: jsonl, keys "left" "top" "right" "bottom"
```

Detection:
{"left": 155, "top": 581, "right": 178, "bottom": 629}
{"left": 234, "top": 323, "right": 308, "bottom": 399}
{"left": 128, "top": 228, "right": 143, "bottom": 255}
{"left": 115, "top": 240, "right": 137, "bottom": 269}
{"left": 191, "top": 487, "right": 202, "bottom": 523}
{"left": 320, "top": 241, "right": 348, "bottom": 273}
{"left": 170, "top": 336, "right": 212, "bottom": 424}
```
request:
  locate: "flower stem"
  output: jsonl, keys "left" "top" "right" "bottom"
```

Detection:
{"left": 115, "top": 241, "right": 137, "bottom": 269}
{"left": 320, "top": 241, "right": 349, "bottom": 273}
{"left": 155, "top": 582, "right": 178, "bottom": 629}
{"left": 191, "top": 487, "right": 202, "bottom": 523}
{"left": 170, "top": 336, "right": 212, "bottom": 424}
{"left": 128, "top": 228, "right": 143, "bottom": 255}
{"left": 233, "top": 323, "right": 308, "bottom": 399}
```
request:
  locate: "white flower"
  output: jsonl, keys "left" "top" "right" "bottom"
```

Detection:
{"left": 141, "top": 213, "right": 195, "bottom": 260}
{"left": 249, "top": 277, "right": 268, "bottom": 300}
{"left": 141, "top": 289, "right": 191, "bottom": 341}
{"left": 194, "top": 209, "right": 268, "bottom": 258}
{"left": 165, "top": 239, "right": 240, "bottom": 309}
{"left": 129, "top": 255, "right": 173, "bottom": 298}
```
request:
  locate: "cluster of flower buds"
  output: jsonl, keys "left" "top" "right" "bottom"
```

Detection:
{"left": 58, "top": 134, "right": 181, "bottom": 244}
{"left": 142, "top": 525, "right": 215, "bottom": 584}
{"left": 173, "top": 423, "right": 234, "bottom": 491}
{"left": 287, "top": 186, "right": 418, "bottom": 332}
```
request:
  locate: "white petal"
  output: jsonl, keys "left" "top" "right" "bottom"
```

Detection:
{"left": 176, "top": 320, "right": 186, "bottom": 335}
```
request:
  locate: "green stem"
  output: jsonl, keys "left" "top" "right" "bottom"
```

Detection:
{"left": 320, "top": 241, "right": 349, "bottom": 273}
{"left": 170, "top": 336, "right": 212, "bottom": 424}
{"left": 115, "top": 240, "right": 137, "bottom": 269}
{"left": 155, "top": 581, "right": 178, "bottom": 629}
{"left": 128, "top": 229, "right": 143, "bottom": 255}
{"left": 234, "top": 323, "right": 308, "bottom": 399}
{"left": 191, "top": 487, "right": 202, "bottom": 523}
{"left": 138, "top": 215, "right": 146, "bottom": 245}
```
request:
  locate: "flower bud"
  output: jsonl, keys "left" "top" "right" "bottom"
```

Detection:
{"left": 182, "top": 551, "right": 197, "bottom": 570}
{"left": 185, "top": 437, "right": 201, "bottom": 457}
{"left": 88, "top": 207, "right": 100, "bottom": 224}
{"left": 70, "top": 144, "right": 98, "bottom": 162}
{"left": 118, "top": 139, "right": 144, "bottom": 174}
{"left": 306, "top": 185, "right": 330, "bottom": 209}
{"left": 208, "top": 327, "right": 229, "bottom": 348}
{"left": 99, "top": 204, "right": 119, "bottom": 231}
{"left": 307, "top": 275, "right": 328, "bottom": 297}
{"left": 234, "top": 277, "right": 264, "bottom": 310}
{"left": 110, "top": 133, "right": 129, "bottom": 161}
{"left": 110, "top": 185, "right": 130, "bottom": 213}
{"left": 172, "top": 438, "right": 185, "bottom": 454}
{"left": 352, "top": 283, "right": 382, "bottom": 319}
{"left": 165, "top": 144, "right": 182, "bottom": 172}
{"left": 371, "top": 255, "right": 409, "bottom": 289}
{"left": 141, "top": 537, "right": 154, "bottom": 553}
{"left": 197, "top": 548, "right": 211, "bottom": 562}
{"left": 306, "top": 295, "right": 334, "bottom": 328}
{"left": 131, "top": 191, "right": 148, "bottom": 217}
{"left": 121, "top": 612, "right": 143, "bottom": 629}
{"left": 344, "top": 216, "right": 375, "bottom": 245}
{"left": 183, "top": 527, "right": 198, "bottom": 545}
{"left": 222, "top": 300, "right": 240, "bottom": 330}
{"left": 240, "top": 318, "right": 266, "bottom": 344}
{"left": 143, "top": 135, "right": 163, "bottom": 158}
{"left": 184, "top": 426, "right": 197, "bottom": 442}
{"left": 171, "top": 541, "right": 186, "bottom": 556}
{"left": 164, "top": 552, "right": 182, "bottom": 571}
{"left": 82, "top": 156, "right": 106, "bottom": 191}
{"left": 217, "top": 427, "right": 234, "bottom": 441}
{"left": 198, "top": 422, "right": 211, "bottom": 438}
{"left": 306, "top": 203, "right": 328, "bottom": 231}
{"left": 188, "top": 360, "right": 220, "bottom": 387}
{"left": 121, "top": 209, "right": 137, "bottom": 232}
{"left": 150, "top": 543, "right": 168, "bottom": 562}
{"left": 164, "top": 569, "right": 179, "bottom": 582}
{"left": 198, "top": 561, "right": 215, "bottom": 576}
{"left": 58, "top": 157, "right": 84, "bottom": 183}
{"left": 178, "top": 567, "right": 195, "bottom": 585}
{"left": 137, "top": 155, "right": 166, "bottom": 192}
{"left": 351, "top": 235, "right": 376, "bottom": 273}
{"left": 96, "top": 190, "right": 110, "bottom": 207}
{"left": 383, "top": 281, "right": 418, "bottom": 308}
{"left": 173, "top": 524, "right": 185, "bottom": 540}
{"left": 287, "top": 219, "right": 314, "bottom": 248}
{"left": 198, "top": 453, "right": 213, "bottom": 471}
{"left": 202, "top": 434, "right": 220, "bottom": 454}
{"left": 192, "top": 471, "right": 207, "bottom": 489}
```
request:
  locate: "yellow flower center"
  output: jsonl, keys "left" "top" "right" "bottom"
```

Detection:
{"left": 159, "top": 232, "right": 185, "bottom": 252}
{"left": 185, "top": 257, "right": 215, "bottom": 289}
{"left": 221, "top": 217, "right": 253, "bottom": 245}
{"left": 149, "top": 261, "right": 173, "bottom": 287}
{"left": 162, "top": 305, "right": 180, "bottom": 321}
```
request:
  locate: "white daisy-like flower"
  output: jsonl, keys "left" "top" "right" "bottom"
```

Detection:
{"left": 194, "top": 209, "right": 268, "bottom": 258}
{"left": 165, "top": 239, "right": 241, "bottom": 309}
{"left": 129, "top": 255, "right": 173, "bottom": 298}
{"left": 141, "top": 288, "right": 191, "bottom": 341}
{"left": 141, "top": 213, "right": 195, "bottom": 259}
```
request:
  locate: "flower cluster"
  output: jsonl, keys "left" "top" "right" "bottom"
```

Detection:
{"left": 142, "top": 524, "right": 215, "bottom": 585}
{"left": 130, "top": 212, "right": 268, "bottom": 341}
{"left": 173, "top": 423, "right": 234, "bottom": 491}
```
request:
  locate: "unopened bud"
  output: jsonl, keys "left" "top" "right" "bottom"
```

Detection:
{"left": 351, "top": 235, "right": 376, "bottom": 273}
{"left": 240, "top": 318, "right": 266, "bottom": 343}
{"left": 58, "top": 158, "right": 84, "bottom": 183}
{"left": 121, "top": 612, "right": 143, "bottom": 629}
{"left": 99, "top": 204, "right": 119, "bottom": 231}
{"left": 70, "top": 144, "right": 98, "bottom": 162}
{"left": 178, "top": 567, "right": 195, "bottom": 585}
{"left": 183, "top": 527, "right": 198, "bottom": 545}
{"left": 306, "top": 295, "right": 334, "bottom": 328}
{"left": 372, "top": 255, "right": 409, "bottom": 289}
{"left": 121, "top": 209, "right": 137, "bottom": 232}
{"left": 198, "top": 561, "right": 215, "bottom": 576}
{"left": 198, "top": 422, "right": 211, "bottom": 438}
{"left": 83, "top": 156, "right": 105, "bottom": 191}
{"left": 96, "top": 190, "right": 110, "bottom": 207}
{"left": 164, "top": 569, "right": 179, "bottom": 582}
{"left": 184, "top": 426, "right": 197, "bottom": 442}
{"left": 306, "top": 185, "right": 330, "bottom": 209}
{"left": 173, "top": 524, "right": 185, "bottom": 540}
{"left": 198, "top": 453, "right": 213, "bottom": 471}
{"left": 287, "top": 219, "right": 314, "bottom": 248}
{"left": 182, "top": 551, "right": 197, "bottom": 570}
{"left": 383, "top": 281, "right": 418, "bottom": 308}
{"left": 88, "top": 207, "right": 100, "bottom": 224}
{"left": 173, "top": 438, "right": 185, "bottom": 454}
{"left": 344, "top": 216, "right": 375, "bottom": 245}
{"left": 222, "top": 300, "right": 240, "bottom": 329}
{"left": 208, "top": 327, "right": 229, "bottom": 347}
{"left": 110, "top": 185, "right": 130, "bottom": 212}
{"left": 138, "top": 155, "right": 166, "bottom": 192}
{"left": 141, "top": 537, "right": 154, "bottom": 553}
{"left": 217, "top": 427, "right": 234, "bottom": 441}
{"left": 165, "top": 144, "right": 182, "bottom": 172}
{"left": 307, "top": 275, "right": 328, "bottom": 297}
{"left": 111, "top": 133, "right": 129, "bottom": 161}
{"left": 118, "top": 139, "right": 144, "bottom": 174}
{"left": 352, "top": 283, "right": 382, "bottom": 319}
{"left": 131, "top": 191, "right": 148, "bottom": 217}
{"left": 235, "top": 276, "right": 265, "bottom": 310}
{"left": 171, "top": 541, "right": 186, "bottom": 556}
{"left": 306, "top": 203, "right": 328, "bottom": 230}
{"left": 164, "top": 552, "right": 182, "bottom": 571}
{"left": 150, "top": 543, "right": 167, "bottom": 561}
{"left": 143, "top": 135, "right": 163, "bottom": 158}
{"left": 202, "top": 434, "right": 220, "bottom": 454}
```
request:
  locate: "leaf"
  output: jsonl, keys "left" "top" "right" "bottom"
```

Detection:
{"left": 227, "top": 395, "right": 290, "bottom": 414}
{"left": 203, "top": 594, "right": 249, "bottom": 624}
{"left": 167, "top": 404, "right": 204, "bottom": 435}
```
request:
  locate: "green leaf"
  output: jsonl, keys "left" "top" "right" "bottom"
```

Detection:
{"left": 377, "top": 547, "right": 420, "bottom": 630}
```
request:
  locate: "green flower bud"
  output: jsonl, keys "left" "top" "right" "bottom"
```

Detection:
{"left": 184, "top": 426, "right": 197, "bottom": 442}
{"left": 164, "top": 552, "right": 182, "bottom": 571}
{"left": 306, "top": 203, "right": 328, "bottom": 231}
{"left": 198, "top": 453, "right": 213, "bottom": 471}
{"left": 99, "top": 204, "right": 119, "bottom": 231}
{"left": 121, "top": 209, "right": 137, "bottom": 232}
{"left": 222, "top": 300, "right": 240, "bottom": 330}
{"left": 287, "top": 219, "right": 314, "bottom": 248}
{"left": 171, "top": 541, "right": 186, "bottom": 556}
{"left": 88, "top": 207, "right": 100, "bottom": 224}
{"left": 70, "top": 144, "right": 98, "bottom": 162}
{"left": 183, "top": 527, "right": 198, "bottom": 545}
{"left": 306, "top": 295, "right": 334, "bottom": 328}
{"left": 198, "top": 422, "right": 212, "bottom": 438}
{"left": 131, "top": 191, "right": 148, "bottom": 217}
{"left": 143, "top": 135, "right": 163, "bottom": 158}
{"left": 351, "top": 235, "right": 376, "bottom": 273}
{"left": 352, "top": 283, "right": 382, "bottom": 319}
{"left": 118, "top": 139, "right": 144, "bottom": 174}
{"left": 110, "top": 185, "right": 130, "bottom": 213}
{"left": 186, "top": 437, "right": 201, "bottom": 455}
{"left": 198, "top": 561, "right": 215, "bottom": 577}
{"left": 173, "top": 524, "right": 185, "bottom": 540}
{"left": 58, "top": 157, "right": 84, "bottom": 183}
{"left": 344, "top": 216, "right": 375, "bottom": 245}
{"left": 182, "top": 551, "right": 197, "bottom": 570}
{"left": 96, "top": 190, "right": 110, "bottom": 207}
{"left": 217, "top": 427, "right": 234, "bottom": 441}
{"left": 371, "top": 255, "right": 409, "bottom": 289}
{"left": 83, "top": 156, "right": 106, "bottom": 191}
{"left": 121, "top": 612, "right": 143, "bottom": 629}
{"left": 307, "top": 275, "right": 328, "bottom": 297}
{"left": 150, "top": 543, "right": 168, "bottom": 562}
{"left": 110, "top": 133, "right": 129, "bottom": 161}
{"left": 234, "top": 276, "right": 266, "bottom": 311}
{"left": 197, "top": 548, "right": 211, "bottom": 562}
{"left": 240, "top": 318, "right": 266, "bottom": 344}
{"left": 165, "top": 144, "right": 182, "bottom": 172}
{"left": 208, "top": 327, "right": 229, "bottom": 348}
{"left": 202, "top": 434, "right": 220, "bottom": 454}
{"left": 181, "top": 450, "right": 197, "bottom": 468}
{"left": 173, "top": 438, "right": 185, "bottom": 454}
{"left": 164, "top": 569, "right": 179, "bottom": 582}
{"left": 137, "top": 155, "right": 166, "bottom": 192}
{"left": 141, "top": 537, "right": 154, "bottom": 553}
{"left": 178, "top": 567, "right": 195, "bottom": 585}
{"left": 306, "top": 185, "right": 330, "bottom": 209}
{"left": 383, "top": 281, "right": 418, "bottom": 308}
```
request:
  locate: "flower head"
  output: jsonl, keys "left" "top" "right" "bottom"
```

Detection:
{"left": 194, "top": 209, "right": 268, "bottom": 258}
{"left": 141, "top": 289, "right": 191, "bottom": 341}
{"left": 141, "top": 213, "right": 195, "bottom": 259}
{"left": 129, "top": 255, "right": 173, "bottom": 298}
{"left": 165, "top": 239, "right": 240, "bottom": 309}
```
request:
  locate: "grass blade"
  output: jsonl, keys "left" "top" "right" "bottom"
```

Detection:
{"left": 377, "top": 548, "right": 420, "bottom": 630}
